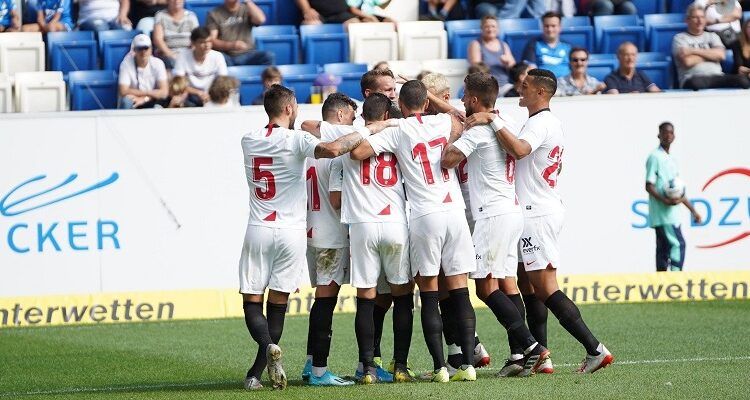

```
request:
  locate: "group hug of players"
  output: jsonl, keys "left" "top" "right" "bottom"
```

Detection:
{"left": 237, "top": 67, "right": 614, "bottom": 390}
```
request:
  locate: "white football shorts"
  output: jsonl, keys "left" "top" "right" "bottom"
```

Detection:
{"left": 349, "top": 222, "right": 411, "bottom": 289}
{"left": 409, "top": 209, "right": 476, "bottom": 277}
{"left": 470, "top": 212, "right": 524, "bottom": 280}
{"left": 239, "top": 224, "right": 306, "bottom": 295}
{"left": 306, "top": 246, "right": 350, "bottom": 287}
{"left": 518, "top": 211, "right": 564, "bottom": 272}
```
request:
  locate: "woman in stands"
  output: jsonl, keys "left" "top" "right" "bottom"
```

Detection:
{"left": 152, "top": 0, "right": 199, "bottom": 69}
{"left": 733, "top": 19, "right": 750, "bottom": 78}
{"left": 467, "top": 15, "right": 515, "bottom": 89}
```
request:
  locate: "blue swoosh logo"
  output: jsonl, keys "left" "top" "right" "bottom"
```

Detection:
{"left": 0, "top": 173, "right": 119, "bottom": 217}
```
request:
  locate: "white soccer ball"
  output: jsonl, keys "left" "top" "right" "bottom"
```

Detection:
{"left": 664, "top": 177, "right": 686, "bottom": 200}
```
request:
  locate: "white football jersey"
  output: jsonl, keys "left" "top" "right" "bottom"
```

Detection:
{"left": 367, "top": 113, "right": 465, "bottom": 219}
{"left": 457, "top": 159, "right": 472, "bottom": 224}
{"left": 452, "top": 120, "right": 521, "bottom": 221}
{"left": 242, "top": 124, "right": 320, "bottom": 228}
{"left": 515, "top": 109, "right": 565, "bottom": 217}
{"left": 305, "top": 121, "right": 350, "bottom": 248}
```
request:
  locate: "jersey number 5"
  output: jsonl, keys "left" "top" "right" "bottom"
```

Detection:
{"left": 253, "top": 157, "right": 276, "bottom": 200}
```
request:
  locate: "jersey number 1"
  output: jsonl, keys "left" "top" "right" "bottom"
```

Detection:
{"left": 306, "top": 166, "right": 320, "bottom": 211}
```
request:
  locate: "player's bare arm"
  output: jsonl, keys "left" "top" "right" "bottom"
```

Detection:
{"left": 329, "top": 191, "right": 342, "bottom": 210}
{"left": 300, "top": 120, "right": 322, "bottom": 138}
{"left": 314, "top": 129, "right": 369, "bottom": 159}
{"left": 465, "top": 112, "right": 531, "bottom": 159}
{"left": 440, "top": 145, "right": 466, "bottom": 169}
{"left": 350, "top": 141, "right": 375, "bottom": 160}
{"left": 645, "top": 182, "right": 680, "bottom": 206}
{"left": 448, "top": 114, "right": 464, "bottom": 144}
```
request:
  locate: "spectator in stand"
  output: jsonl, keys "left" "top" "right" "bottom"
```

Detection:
{"left": 0, "top": 0, "right": 21, "bottom": 32}
{"left": 153, "top": 0, "right": 199, "bottom": 69}
{"left": 129, "top": 0, "right": 167, "bottom": 35}
{"left": 694, "top": 0, "right": 742, "bottom": 47}
{"left": 251, "top": 66, "right": 282, "bottom": 105}
{"left": 76, "top": 0, "right": 132, "bottom": 31}
{"left": 22, "top": 0, "right": 73, "bottom": 32}
{"left": 297, "top": 0, "right": 360, "bottom": 26}
{"left": 585, "top": 0, "right": 636, "bottom": 16}
{"left": 207, "top": 0, "right": 273, "bottom": 67}
{"left": 173, "top": 27, "right": 229, "bottom": 106}
{"left": 605, "top": 41, "right": 661, "bottom": 93}
{"left": 733, "top": 20, "right": 750, "bottom": 78}
{"left": 556, "top": 47, "right": 606, "bottom": 96}
{"left": 545, "top": 0, "right": 576, "bottom": 17}
{"left": 468, "top": 16, "right": 515, "bottom": 89}
{"left": 522, "top": 12, "right": 572, "bottom": 78}
{"left": 165, "top": 75, "right": 189, "bottom": 107}
{"left": 426, "top": 0, "right": 464, "bottom": 20}
{"left": 348, "top": 0, "right": 394, "bottom": 22}
{"left": 206, "top": 75, "right": 239, "bottom": 107}
{"left": 672, "top": 5, "right": 750, "bottom": 90}
{"left": 118, "top": 34, "right": 169, "bottom": 109}
{"left": 473, "top": 0, "right": 545, "bottom": 19}
{"left": 504, "top": 61, "right": 533, "bottom": 97}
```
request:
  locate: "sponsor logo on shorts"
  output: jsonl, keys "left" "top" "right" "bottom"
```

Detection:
{"left": 521, "top": 236, "right": 540, "bottom": 254}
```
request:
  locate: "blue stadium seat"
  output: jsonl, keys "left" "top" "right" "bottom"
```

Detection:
{"left": 561, "top": 16, "right": 594, "bottom": 51}
{"left": 253, "top": 25, "right": 300, "bottom": 65}
{"left": 722, "top": 49, "right": 734, "bottom": 74}
{"left": 500, "top": 18, "right": 541, "bottom": 60}
{"left": 668, "top": 0, "right": 693, "bottom": 13}
{"left": 278, "top": 64, "right": 319, "bottom": 103}
{"left": 185, "top": 0, "right": 223, "bottom": 26}
{"left": 68, "top": 70, "right": 118, "bottom": 110}
{"left": 98, "top": 30, "right": 140, "bottom": 71}
{"left": 276, "top": 0, "right": 301, "bottom": 25}
{"left": 323, "top": 63, "right": 368, "bottom": 101}
{"left": 744, "top": 11, "right": 750, "bottom": 23}
{"left": 644, "top": 13, "right": 686, "bottom": 53}
{"left": 46, "top": 31, "right": 98, "bottom": 74}
{"left": 588, "top": 53, "right": 617, "bottom": 81}
{"left": 635, "top": 52, "right": 672, "bottom": 89}
{"left": 632, "top": 0, "right": 666, "bottom": 16}
{"left": 300, "top": 24, "right": 349, "bottom": 65}
{"left": 227, "top": 65, "right": 267, "bottom": 105}
{"left": 445, "top": 19, "right": 481, "bottom": 59}
{"left": 255, "top": 0, "right": 276, "bottom": 24}
{"left": 594, "top": 15, "right": 646, "bottom": 53}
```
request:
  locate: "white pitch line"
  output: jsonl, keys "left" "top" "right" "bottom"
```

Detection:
{"left": 3, "top": 356, "right": 749, "bottom": 397}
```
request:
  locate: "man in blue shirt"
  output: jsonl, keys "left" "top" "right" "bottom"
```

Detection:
{"left": 522, "top": 11, "right": 572, "bottom": 78}
{"left": 0, "top": 0, "right": 20, "bottom": 31}
{"left": 645, "top": 122, "right": 702, "bottom": 271}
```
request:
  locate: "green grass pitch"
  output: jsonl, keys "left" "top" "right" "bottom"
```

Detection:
{"left": 1, "top": 300, "right": 749, "bottom": 399}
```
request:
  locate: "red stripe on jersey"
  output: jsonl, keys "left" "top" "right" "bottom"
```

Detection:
{"left": 263, "top": 211, "right": 277, "bottom": 221}
{"left": 443, "top": 193, "right": 452, "bottom": 203}
{"left": 307, "top": 228, "right": 313, "bottom": 238}
{"left": 378, "top": 205, "right": 391, "bottom": 215}
{"left": 414, "top": 113, "right": 423, "bottom": 124}
{"left": 265, "top": 123, "right": 279, "bottom": 137}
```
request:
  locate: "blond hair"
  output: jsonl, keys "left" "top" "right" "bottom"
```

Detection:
{"left": 169, "top": 76, "right": 188, "bottom": 96}
{"left": 420, "top": 72, "right": 450, "bottom": 97}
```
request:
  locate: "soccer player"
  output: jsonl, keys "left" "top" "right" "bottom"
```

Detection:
{"left": 645, "top": 122, "right": 702, "bottom": 272}
{"left": 352, "top": 80, "right": 477, "bottom": 382}
{"left": 239, "top": 84, "right": 384, "bottom": 390}
{"left": 441, "top": 72, "right": 550, "bottom": 377}
{"left": 299, "top": 93, "right": 359, "bottom": 386}
{"left": 464, "top": 69, "right": 614, "bottom": 373}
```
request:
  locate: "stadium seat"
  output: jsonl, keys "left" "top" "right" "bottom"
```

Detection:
{"left": 722, "top": 49, "right": 734, "bottom": 74}
{"left": 13, "top": 71, "right": 66, "bottom": 112}
{"left": 588, "top": 53, "right": 617, "bottom": 81}
{"left": 253, "top": 25, "right": 300, "bottom": 65}
{"left": 254, "top": 0, "right": 276, "bottom": 24}
{"left": 0, "top": 73, "right": 11, "bottom": 112}
{"left": 594, "top": 15, "right": 646, "bottom": 53}
{"left": 635, "top": 52, "right": 672, "bottom": 89}
{"left": 643, "top": 13, "right": 686, "bottom": 53}
{"left": 348, "top": 23, "right": 398, "bottom": 64}
{"left": 744, "top": 11, "right": 750, "bottom": 23}
{"left": 397, "top": 21, "right": 448, "bottom": 61}
{"left": 300, "top": 24, "right": 349, "bottom": 65}
{"left": 668, "top": 0, "right": 692, "bottom": 13}
{"left": 185, "top": 0, "right": 223, "bottom": 26}
{"left": 422, "top": 58, "right": 469, "bottom": 99}
{"left": 499, "top": 18, "right": 541, "bottom": 61}
{"left": 0, "top": 32, "right": 45, "bottom": 77}
{"left": 561, "top": 16, "right": 594, "bottom": 51}
{"left": 632, "top": 0, "right": 666, "bottom": 16}
{"left": 278, "top": 64, "right": 319, "bottom": 103}
{"left": 46, "top": 31, "right": 98, "bottom": 74}
{"left": 323, "top": 63, "right": 367, "bottom": 101}
{"left": 68, "top": 70, "right": 118, "bottom": 110}
{"left": 385, "top": 60, "right": 423, "bottom": 80}
{"left": 227, "top": 65, "right": 267, "bottom": 106}
{"left": 445, "top": 19, "right": 480, "bottom": 59}
{"left": 98, "top": 30, "right": 140, "bottom": 72}
{"left": 276, "top": 0, "right": 301, "bottom": 25}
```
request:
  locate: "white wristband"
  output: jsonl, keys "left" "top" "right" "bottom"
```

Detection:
{"left": 490, "top": 115, "right": 505, "bottom": 132}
